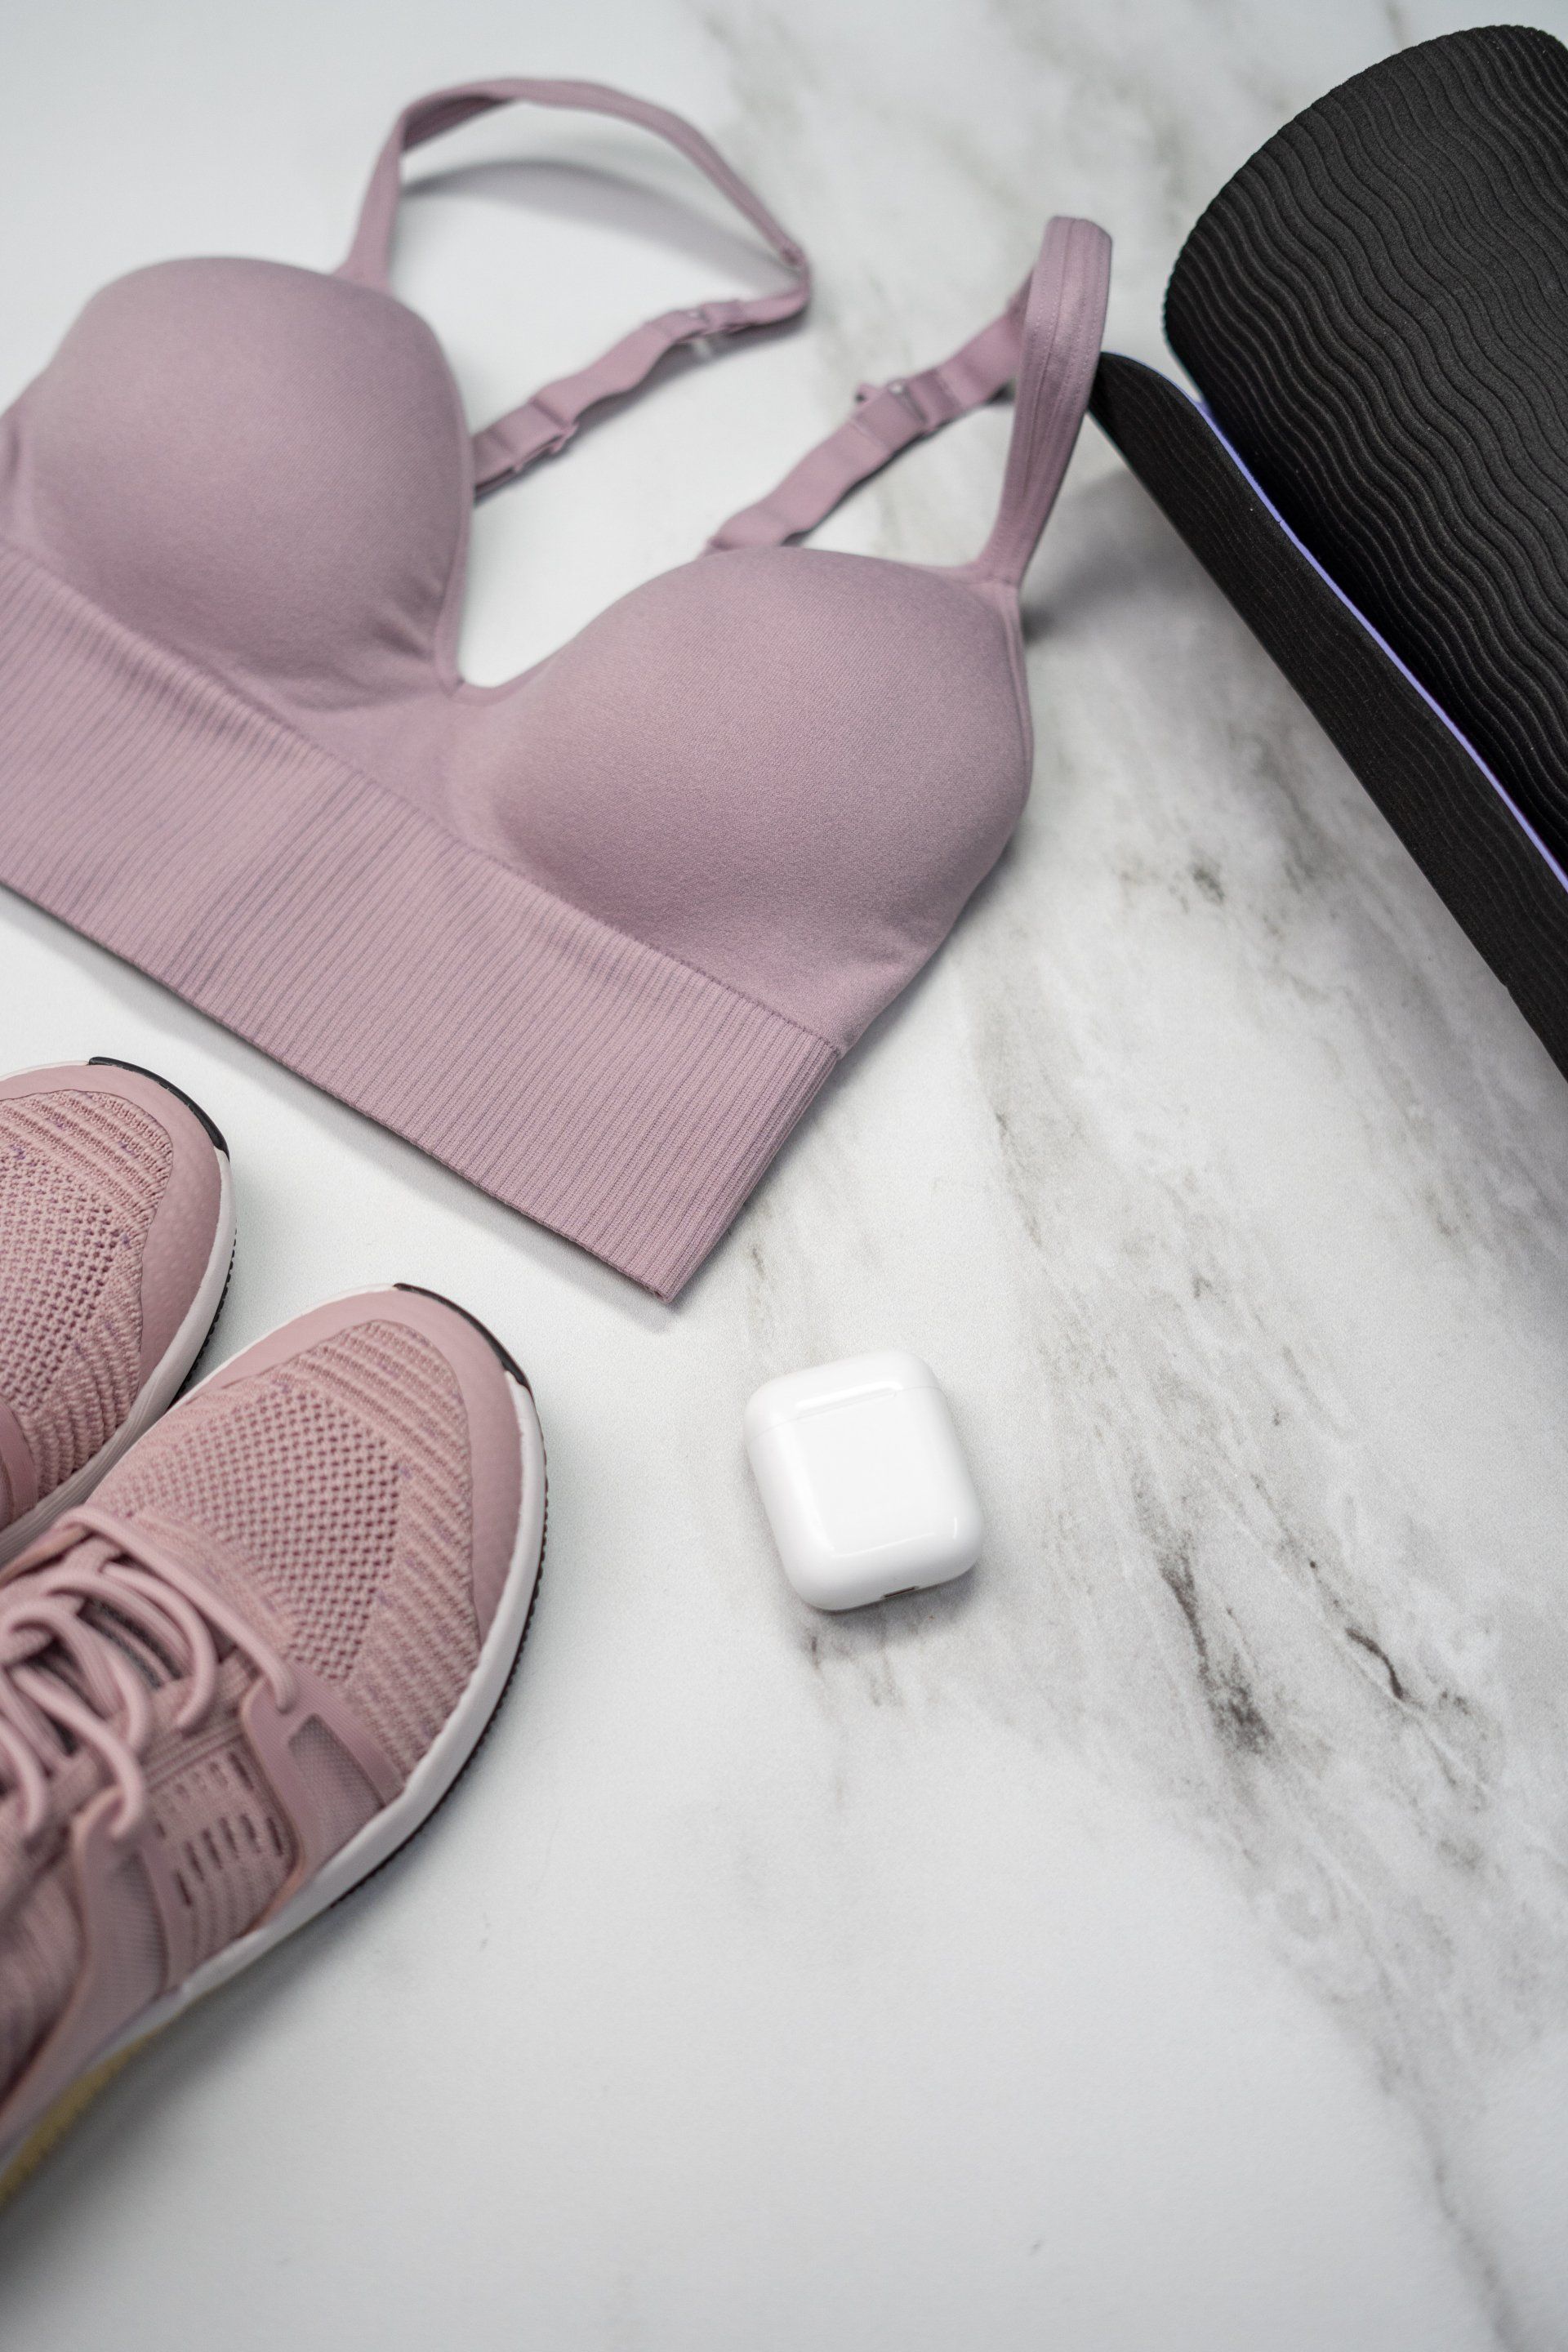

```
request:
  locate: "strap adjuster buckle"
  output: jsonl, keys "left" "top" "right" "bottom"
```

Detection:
{"left": 679, "top": 301, "right": 746, "bottom": 363}
{"left": 472, "top": 399, "right": 577, "bottom": 497}
{"left": 871, "top": 371, "right": 963, "bottom": 434}
{"left": 687, "top": 300, "right": 746, "bottom": 336}
{"left": 526, "top": 396, "right": 577, "bottom": 461}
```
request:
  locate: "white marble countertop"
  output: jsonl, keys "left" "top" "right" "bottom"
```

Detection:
{"left": 3, "top": 2, "right": 1567, "bottom": 2346}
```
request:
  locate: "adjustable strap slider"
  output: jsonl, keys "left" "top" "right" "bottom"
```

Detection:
{"left": 855, "top": 367, "right": 967, "bottom": 438}
{"left": 685, "top": 300, "right": 747, "bottom": 336}
{"left": 471, "top": 396, "right": 579, "bottom": 497}
{"left": 521, "top": 389, "right": 579, "bottom": 459}
{"left": 671, "top": 299, "right": 751, "bottom": 362}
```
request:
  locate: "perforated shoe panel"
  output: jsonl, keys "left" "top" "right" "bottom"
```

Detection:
{"left": 142, "top": 1662, "right": 296, "bottom": 1983}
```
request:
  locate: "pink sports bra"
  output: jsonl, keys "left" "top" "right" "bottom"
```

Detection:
{"left": 0, "top": 79, "right": 1110, "bottom": 1298}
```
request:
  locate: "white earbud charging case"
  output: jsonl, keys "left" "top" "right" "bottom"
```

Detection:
{"left": 743, "top": 1350, "right": 983, "bottom": 1611}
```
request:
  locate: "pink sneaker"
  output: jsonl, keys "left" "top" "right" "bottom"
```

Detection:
{"left": 0, "top": 1285, "right": 546, "bottom": 2198}
{"left": 0, "top": 1058, "right": 235, "bottom": 1570}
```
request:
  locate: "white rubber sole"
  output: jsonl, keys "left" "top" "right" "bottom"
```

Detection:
{"left": 0, "top": 1152, "right": 237, "bottom": 1570}
{"left": 0, "top": 1364, "right": 546, "bottom": 2185}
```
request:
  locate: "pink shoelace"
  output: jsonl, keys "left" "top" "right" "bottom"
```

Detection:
{"left": 0, "top": 1506, "right": 294, "bottom": 1842}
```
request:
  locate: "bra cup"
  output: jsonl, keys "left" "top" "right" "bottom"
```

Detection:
{"left": 466, "top": 546, "right": 1030, "bottom": 1051}
{"left": 14, "top": 261, "right": 467, "bottom": 696}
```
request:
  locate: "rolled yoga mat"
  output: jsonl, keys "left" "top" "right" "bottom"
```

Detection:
{"left": 1093, "top": 24, "right": 1568, "bottom": 1079}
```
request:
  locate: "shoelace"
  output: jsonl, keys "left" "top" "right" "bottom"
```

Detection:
{"left": 0, "top": 1505, "right": 295, "bottom": 1843}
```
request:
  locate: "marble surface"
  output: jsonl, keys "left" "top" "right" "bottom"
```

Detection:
{"left": 2, "top": 2, "right": 1568, "bottom": 2345}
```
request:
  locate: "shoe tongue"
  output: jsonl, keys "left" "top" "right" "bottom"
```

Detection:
{"left": 0, "top": 1651, "right": 259, "bottom": 2109}
{"left": 0, "top": 1809, "right": 82, "bottom": 2105}
{"left": 0, "top": 1735, "right": 97, "bottom": 2104}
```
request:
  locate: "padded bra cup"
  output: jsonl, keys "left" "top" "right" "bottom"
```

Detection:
{"left": 17, "top": 252, "right": 1036, "bottom": 1045}
{"left": 23, "top": 261, "right": 470, "bottom": 681}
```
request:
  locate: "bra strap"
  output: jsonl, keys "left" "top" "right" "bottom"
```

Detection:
{"left": 706, "top": 216, "right": 1110, "bottom": 584}
{"left": 969, "top": 216, "right": 1111, "bottom": 586}
{"left": 340, "top": 78, "right": 810, "bottom": 497}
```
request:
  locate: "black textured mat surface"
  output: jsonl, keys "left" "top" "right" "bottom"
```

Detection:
{"left": 1090, "top": 354, "right": 1568, "bottom": 1080}
{"left": 1165, "top": 24, "right": 1568, "bottom": 875}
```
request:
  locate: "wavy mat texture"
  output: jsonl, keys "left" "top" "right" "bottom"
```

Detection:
{"left": 1167, "top": 24, "right": 1568, "bottom": 873}
{"left": 1090, "top": 353, "right": 1568, "bottom": 1078}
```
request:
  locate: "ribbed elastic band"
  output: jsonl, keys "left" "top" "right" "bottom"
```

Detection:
{"left": 0, "top": 542, "right": 836, "bottom": 1298}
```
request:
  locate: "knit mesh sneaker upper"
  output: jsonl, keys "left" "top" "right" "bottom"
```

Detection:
{"left": 0, "top": 1086, "right": 172, "bottom": 1503}
{"left": 95, "top": 1316, "right": 482, "bottom": 1775}
{"left": 0, "top": 1288, "right": 534, "bottom": 2149}
{"left": 0, "top": 1062, "right": 231, "bottom": 1553}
